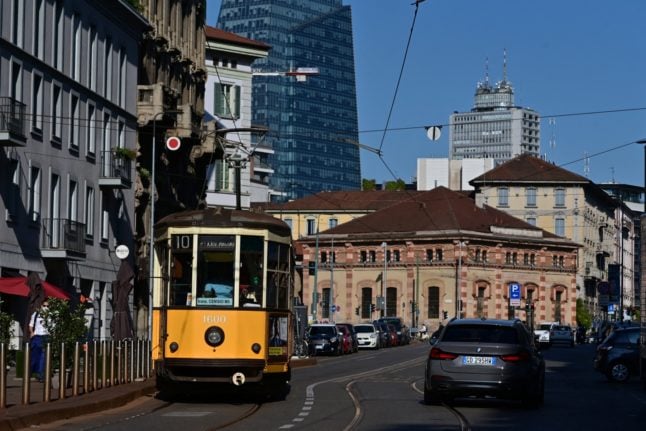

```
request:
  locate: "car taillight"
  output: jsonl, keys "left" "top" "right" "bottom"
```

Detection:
{"left": 429, "top": 347, "right": 458, "bottom": 360}
{"left": 500, "top": 351, "right": 530, "bottom": 362}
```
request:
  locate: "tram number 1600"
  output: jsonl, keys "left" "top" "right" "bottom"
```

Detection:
{"left": 171, "top": 234, "right": 193, "bottom": 250}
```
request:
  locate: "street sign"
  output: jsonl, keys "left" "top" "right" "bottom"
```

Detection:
{"left": 166, "top": 136, "right": 181, "bottom": 151}
{"left": 509, "top": 282, "right": 521, "bottom": 306}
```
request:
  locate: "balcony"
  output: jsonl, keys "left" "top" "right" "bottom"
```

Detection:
{"left": 137, "top": 83, "right": 179, "bottom": 126}
{"left": 98, "top": 149, "right": 132, "bottom": 189}
{"left": 41, "top": 218, "right": 86, "bottom": 259}
{"left": 0, "top": 97, "right": 27, "bottom": 147}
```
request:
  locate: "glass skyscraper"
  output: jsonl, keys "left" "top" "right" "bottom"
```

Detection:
{"left": 216, "top": 0, "right": 361, "bottom": 201}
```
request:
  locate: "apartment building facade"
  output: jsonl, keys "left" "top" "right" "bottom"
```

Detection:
{"left": 0, "top": 0, "right": 148, "bottom": 342}
{"left": 470, "top": 154, "right": 633, "bottom": 320}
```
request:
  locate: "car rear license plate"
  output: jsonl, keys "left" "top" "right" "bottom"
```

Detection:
{"left": 463, "top": 356, "right": 495, "bottom": 366}
{"left": 315, "top": 345, "right": 323, "bottom": 349}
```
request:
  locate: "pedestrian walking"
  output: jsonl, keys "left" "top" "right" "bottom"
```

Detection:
{"left": 29, "top": 300, "right": 49, "bottom": 382}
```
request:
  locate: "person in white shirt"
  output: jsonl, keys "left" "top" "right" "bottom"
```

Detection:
{"left": 29, "top": 300, "right": 49, "bottom": 382}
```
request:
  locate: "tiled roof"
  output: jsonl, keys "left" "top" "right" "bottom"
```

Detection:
{"left": 322, "top": 186, "right": 561, "bottom": 239}
{"left": 263, "top": 190, "right": 427, "bottom": 212}
{"left": 470, "top": 154, "right": 590, "bottom": 184}
{"left": 204, "top": 26, "right": 270, "bottom": 50}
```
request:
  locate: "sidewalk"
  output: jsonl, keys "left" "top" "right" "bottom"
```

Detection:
{"left": 0, "top": 357, "right": 316, "bottom": 431}
{"left": 0, "top": 372, "right": 156, "bottom": 431}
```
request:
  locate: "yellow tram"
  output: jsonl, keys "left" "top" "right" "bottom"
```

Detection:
{"left": 150, "top": 207, "right": 294, "bottom": 395}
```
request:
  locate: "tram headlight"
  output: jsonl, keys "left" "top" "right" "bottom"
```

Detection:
{"left": 204, "top": 326, "right": 225, "bottom": 347}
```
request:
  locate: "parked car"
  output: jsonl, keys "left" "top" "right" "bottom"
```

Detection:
{"left": 424, "top": 318, "right": 545, "bottom": 407}
{"left": 336, "top": 324, "right": 353, "bottom": 354}
{"left": 378, "top": 317, "right": 410, "bottom": 345}
{"left": 336, "top": 323, "right": 359, "bottom": 353}
{"left": 534, "top": 322, "right": 557, "bottom": 348}
{"left": 306, "top": 324, "right": 342, "bottom": 356}
{"left": 550, "top": 325, "right": 574, "bottom": 347}
{"left": 373, "top": 321, "right": 392, "bottom": 347}
{"left": 593, "top": 326, "right": 640, "bottom": 382}
{"left": 354, "top": 323, "right": 381, "bottom": 349}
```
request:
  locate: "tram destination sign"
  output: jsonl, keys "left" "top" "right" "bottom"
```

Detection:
{"left": 198, "top": 235, "right": 235, "bottom": 251}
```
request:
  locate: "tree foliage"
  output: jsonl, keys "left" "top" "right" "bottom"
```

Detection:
{"left": 41, "top": 298, "right": 88, "bottom": 369}
{"left": 384, "top": 179, "right": 405, "bottom": 191}
{"left": 362, "top": 179, "right": 376, "bottom": 191}
{"left": 576, "top": 298, "right": 592, "bottom": 329}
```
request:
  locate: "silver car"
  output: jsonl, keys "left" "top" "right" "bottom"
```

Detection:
{"left": 354, "top": 323, "right": 381, "bottom": 349}
{"left": 424, "top": 318, "right": 545, "bottom": 407}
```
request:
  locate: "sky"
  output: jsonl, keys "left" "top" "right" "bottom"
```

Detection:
{"left": 206, "top": 0, "right": 646, "bottom": 187}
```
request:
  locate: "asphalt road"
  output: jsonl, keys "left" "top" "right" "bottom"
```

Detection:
{"left": 28, "top": 341, "right": 646, "bottom": 431}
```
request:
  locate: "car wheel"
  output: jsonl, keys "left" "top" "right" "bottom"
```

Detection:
{"left": 607, "top": 361, "right": 630, "bottom": 382}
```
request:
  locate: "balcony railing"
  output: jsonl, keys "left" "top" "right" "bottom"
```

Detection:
{"left": 0, "top": 97, "right": 27, "bottom": 147}
{"left": 41, "top": 218, "right": 86, "bottom": 259}
{"left": 98, "top": 149, "right": 132, "bottom": 189}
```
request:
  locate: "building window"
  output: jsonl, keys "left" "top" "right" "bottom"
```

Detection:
{"left": 321, "top": 288, "right": 330, "bottom": 319}
{"left": 12, "top": 0, "right": 24, "bottom": 47}
{"left": 119, "top": 48, "right": 127, "bottom": 107}
{"left": 435, "top": 248, "right": 443, "bottom": 261}
{"left": 284, "top": 218, "right": 292, "bottom": 230}
{"left": 100, "top": 191, "right": 109, "bottom": 242}
{"left": 214, "top": 83, "right": 240, "bottom": 119}
{"left": 34, "top": 0, "right": 44, "bottom": 60}
{"left": 328, "top": 218, "right": 338, "bottom": 229}
{"left": 512, "top": 252, "right": 518, "bottom": 265}
{"left": 307, "top": 219, "right": 316, "bottom": 236}
{"left": 482, "top": 250, "right": 488, "bottom": 262}
{"left": 52, "top": 85, "right": 62, "bottom": 140}
{"left": 427, "top": 286, "right": 440, "bottom": 319}
{"left": 87, "top": 105, "right": 96, "bottom": 156}
{"left": 526, "top": 216, "right": 536, "bottom": 226}
{"left": 393, "top": 250, "right": 400, "bottom": 262}
{"left": 476, "top": 286, "right": 486, "bottom": 318}
{"left": 426, "top": 249, "right": 433, "bottom": 261}
{"left": 68, "top": 180, "right": 78, "bottom": 222}
{"left": 369, "top": 250, "right": 376, "bottom": 262}
{"left": 6, "top": 160, "right": 20, "bottom": 221}
{"left": 49, "top": 173, "right": 61, "bottom": 246}
{"left": 526, "top": 187, "right": 537, "bottom": 207}
{"left": 85, "top": 186, "right": 94, "bottom": 238}
{"left": 530, "top": 253, "right": 536, "bottom": 266}
{"left": 360, "top": 250, "right": 367, "bottom": 263}
{"left": 320, "top": 251, "right": 327, "bottom": 263}
{"left": 361, "top": 287, "right": 372, "bottom": 319}
{"left": 553, "top": 255, "right": 558, "bottom": 267}
{"left": 70, "top": 95, "right": 79, "bottom": 149}
{"left": 385, "top": 249, "right": 391, "bottom": 262}
{"left": 28, "top": 166, "right": 41, "bottom": 222}
{"left": 555, "top": 217, "right": 565, "bottom": 236}
{"left": 11, "top": 62, "right": 22, "bottom": 102}
{"left": 554, "top": 187, "right": 565, "bottom": 207}
{"left": 506, "top": 252, "right": 512, "bottom": 264}
{"left": 386, "top": 287, "right": 397, "bottom": 317}
{"left": 71, "top": 13, "right": 81, "bottom": 80}
{"left": 498, "top": 187, "right": 509, "bottom": 207}
{"left": 524, "top": 253, "right": 529, "bottom": 265}
{"left": 104, "top": 38, "right": 112, "bottom": 99}
{"left": 32, "top": 75, "right": 43, "bottom": 131}
{"left": 88, "top": 26, "right": 97, "bottom": 90}
{"left": 53, "top": 0, "right": 64, "bottom": 70}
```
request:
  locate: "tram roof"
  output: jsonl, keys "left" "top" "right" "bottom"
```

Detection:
{"left": 155, "top": 207, "right": 291, "bottom": 237}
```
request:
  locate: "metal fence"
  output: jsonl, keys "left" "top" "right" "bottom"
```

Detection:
{"left": 0, "top": 339, "right": 151, "bottom": 408}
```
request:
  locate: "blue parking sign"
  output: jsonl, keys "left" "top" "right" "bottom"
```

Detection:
{"left": 509, "top": 282, "right": 521, "bottom": 306}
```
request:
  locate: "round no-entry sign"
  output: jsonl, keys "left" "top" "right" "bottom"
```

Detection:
{"left": 166, "top": 136, "right": 181, "bottom": 151}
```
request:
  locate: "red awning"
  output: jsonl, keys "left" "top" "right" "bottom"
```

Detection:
{"left": 0, "top": 277, "right": 69, "bottom": 299}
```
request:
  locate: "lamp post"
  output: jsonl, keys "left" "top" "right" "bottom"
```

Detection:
{"left": 455, "top": 240, "right": 468, "bottom": 319}
{"left": 148, "top": 110, "right": 180, "bottom": 341}
{"left": 381, "top": 242, "right": 387, "bottom": 318}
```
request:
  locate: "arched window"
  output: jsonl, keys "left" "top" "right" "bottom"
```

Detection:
{"left": 427, "top": 286, "right": 440, "bottom": 319}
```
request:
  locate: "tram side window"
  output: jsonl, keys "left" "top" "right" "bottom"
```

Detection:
{"left": 197, "top": 250, "right": 234, "bottom": 307}
{"left": 169, "top": 253, "right": 192, "bottom": 306}
{"left": 267, "top": 242, "right": 291, "bottom": 309}
{"left": 240, "top": 236, "right": 264, "bottom": 308}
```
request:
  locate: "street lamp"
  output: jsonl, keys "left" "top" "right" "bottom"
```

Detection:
{"left": 381, "top": 242, "right": 387, "bottom": 317}
{"left": 454, "top": 240, "right": 468, "bottom": 319}
{"left": 148, "top": 110, "right": 181, "bottom": 341}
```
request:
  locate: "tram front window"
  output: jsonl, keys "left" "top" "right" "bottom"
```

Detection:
{"left": 197, "top": 235, "right": 235, "bottom": 307}
{"left": 169, "top": 253, "right": 192, "bottom": 306}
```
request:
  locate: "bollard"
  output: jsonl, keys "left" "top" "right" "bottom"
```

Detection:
{"left": 129, "top": 340, "right": 135, "bottom": 383}
{"left": 92, "top": 340, "right": 98, "bottom": 391}
{"left": 117, "top": 341, "right": 123, "bottom": 385}
{"left": 0, "top": 343, "right": 6, "bottom": 408}
{"left": 83, "top": 342, "right": 89, "bottom": 394}
{"left": 101, "top": 340, "right": 107, "bottom": 388}
{"left": 109, "top": 340, "right": 115, "bottom": 387}
{"left": 44, "top": 343, "right": 51, "bottom": 402}
{"left": 72, "top": 342, "right": 80, "bottom": 396}
{"left": 59, "top": 343, "right": 66, "bottom": 400}
{"left": 22, "top": 342, "right": 30, "bottom": 405}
